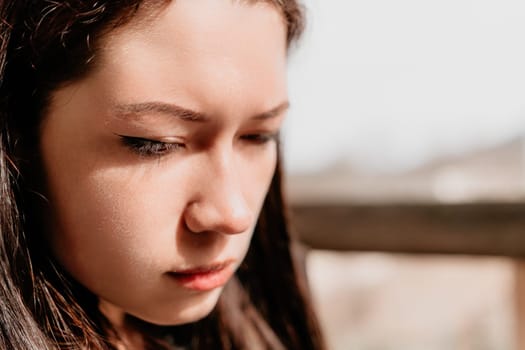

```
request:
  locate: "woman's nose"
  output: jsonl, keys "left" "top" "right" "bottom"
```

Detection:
{"left": 183, "top": 156, "right": 254, "bottom": 235}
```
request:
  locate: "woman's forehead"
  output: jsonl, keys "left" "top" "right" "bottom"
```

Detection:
{"left": 47, "top": 0, "right": 288, "bottom": 126}
{"left": 97, "top": 0, "right": 287, "bottom": 76}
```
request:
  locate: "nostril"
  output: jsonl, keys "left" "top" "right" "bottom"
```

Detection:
{"left": 222, "top": 210, "right": 253, "bottom": 235}
{"left": 204, "top": 205, "right": 253, "bottom": 235}
{"left": 219, "top": 194, "right": 254, "bottom": 235}
{"left": 183, "top": 200, "right": 253, "bottom": 235}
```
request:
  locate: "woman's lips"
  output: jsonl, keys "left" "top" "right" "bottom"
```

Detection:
{"left": 167, "top": 260, "right": 235, "bottom": 291}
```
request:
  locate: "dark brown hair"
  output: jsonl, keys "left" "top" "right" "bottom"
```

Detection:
{"left": 0, "top": 1, "right": 324, "bottom": 349}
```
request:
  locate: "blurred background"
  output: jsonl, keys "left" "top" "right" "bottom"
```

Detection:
{"left": 283, "top": 0, "right": 525, "bottom": 349}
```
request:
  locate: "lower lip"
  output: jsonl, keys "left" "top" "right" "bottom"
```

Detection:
{"left": 168, "top": 266, "right": 233, "bottom": 291}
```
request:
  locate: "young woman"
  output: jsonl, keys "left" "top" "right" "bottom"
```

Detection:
{"left": 0, "top": 0, "right": 325, "bottom": 349}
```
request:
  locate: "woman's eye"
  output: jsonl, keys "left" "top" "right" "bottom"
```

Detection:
{"left": 241, "top": 132, "right": 279, "bottom": 145}
{"left": 119, "top": 136, "right": 185, "bottom": 156}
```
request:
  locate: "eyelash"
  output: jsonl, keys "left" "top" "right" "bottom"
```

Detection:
{"left": 119, "top": 132, "right": 279, "bottom": 157}
{"left": 241, "top": 132, "right": 279, "bottom": 144}
{"left": 119, "top": 136, "right": 185, "bottom": 157}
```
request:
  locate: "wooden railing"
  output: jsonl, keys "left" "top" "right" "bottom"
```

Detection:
{"left": 291, "top": 202, "right": 525, "bottom": 256}
{"left": 291, "top": 201, "right": 525, "bottom": 349}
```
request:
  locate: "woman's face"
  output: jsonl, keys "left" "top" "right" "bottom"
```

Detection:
{"left": 40, "top": 0, "right": 287, "bottom": 326}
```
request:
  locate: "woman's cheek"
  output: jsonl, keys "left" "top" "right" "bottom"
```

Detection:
{"left": 48, "top": 165, "right": 176, "bottom": 277}
{"left": 241, "top": 145, "right": 278, "bottom": 205}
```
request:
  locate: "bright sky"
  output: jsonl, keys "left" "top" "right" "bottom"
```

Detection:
{"left": 284, "top": 0, "right": 525, "bottom": 174}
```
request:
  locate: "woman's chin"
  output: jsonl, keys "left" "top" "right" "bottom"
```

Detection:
{"left": 132, "top": 288, "right": 223, "bottom": 326}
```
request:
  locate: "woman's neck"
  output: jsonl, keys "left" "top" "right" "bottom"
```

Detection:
{"left": 99, "top": 299, "right": 146, "bottom": 350}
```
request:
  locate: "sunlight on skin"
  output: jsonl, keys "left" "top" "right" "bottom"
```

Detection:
{"left": 40, "top": 0, "right": 288, "bottom": 347}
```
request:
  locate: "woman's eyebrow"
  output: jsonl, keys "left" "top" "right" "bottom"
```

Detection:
{"left": 113, "top": 102, "right": 208, "bottom": 122}
{"left": 252, "top": 101, "right": 289, "bottom": 120}
{"left": 112, "top": 101, "right": 289, "bottom": 121}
